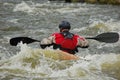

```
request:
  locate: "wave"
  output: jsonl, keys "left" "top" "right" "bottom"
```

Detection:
{"left": 0, "top": 43, "right": 120, "bottom": 80}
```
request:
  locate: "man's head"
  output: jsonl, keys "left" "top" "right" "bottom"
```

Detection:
{"left": 59, "top": 21, "right": 71, "bottom": 32}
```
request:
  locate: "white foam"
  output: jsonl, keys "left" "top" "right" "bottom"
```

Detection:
{"left": 0, "top": 43, "right": 119, "bottom": 80}
{"left": 13, "top": 1, "right": 34, "bottom": 13}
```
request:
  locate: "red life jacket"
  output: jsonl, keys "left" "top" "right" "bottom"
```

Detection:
{"left": 51, "top": 32, "right": 85, "bottom": 54}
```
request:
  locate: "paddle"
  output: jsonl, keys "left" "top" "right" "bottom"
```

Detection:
{"left": 85, "top": 32, "right": 119, "bottom": 43}
{"left": 10, "top": 37, "right": 40, "bottom": 46}
{"left": 10, "top": 32, "right": 119, "bottom": 46}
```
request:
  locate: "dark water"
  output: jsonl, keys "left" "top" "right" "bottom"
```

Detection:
{"left": 0, "top": 0, "right": 120, "bottom": 80}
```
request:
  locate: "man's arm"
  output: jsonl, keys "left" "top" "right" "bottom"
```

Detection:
{"left": 40, "top": 36, "right": 54, "bottom": 49}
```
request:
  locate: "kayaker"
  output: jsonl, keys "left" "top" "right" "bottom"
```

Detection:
{"left": 40, "top": 21, "right": 89, "bottom": 54}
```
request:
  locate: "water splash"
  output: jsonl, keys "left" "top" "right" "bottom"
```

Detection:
{"left": 0, "top": 43, "right": 120, "bottom": 80}
{"left": 13, "top": 1, "right": 34, "bottom": 13}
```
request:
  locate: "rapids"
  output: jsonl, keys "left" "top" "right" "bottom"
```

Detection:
{"left": 0, "top": 0, "right": 120, "bottom": 80}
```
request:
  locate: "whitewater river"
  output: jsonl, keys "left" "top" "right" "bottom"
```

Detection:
{"left": 0, "top": 0, "right": 120, "bottom": 80}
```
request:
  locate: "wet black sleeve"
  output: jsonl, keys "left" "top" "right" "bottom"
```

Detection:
{"left": 40, "top": 44, "right": 53, "bottom": 49}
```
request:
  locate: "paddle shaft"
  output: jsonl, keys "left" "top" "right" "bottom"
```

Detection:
{"left": 10, "top": 32, "right": 119, "bottom": 46}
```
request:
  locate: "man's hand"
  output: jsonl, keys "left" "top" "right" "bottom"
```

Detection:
{"left": 78, "top": 39, "right": 89, "bottom": 48}
{"left": 40, "top": 37, "right": 54, "bottom": 49}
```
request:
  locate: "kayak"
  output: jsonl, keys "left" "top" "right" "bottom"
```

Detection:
{"left": 33, "top": 49, "right": 79, "bottom": 60}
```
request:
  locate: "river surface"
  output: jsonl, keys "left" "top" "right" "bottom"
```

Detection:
{"left": 0, "top": 0, "right": 120, "bottom": 80}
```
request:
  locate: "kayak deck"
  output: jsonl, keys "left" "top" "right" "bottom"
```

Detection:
{"left": 33, "top": 49, "right": 79, "bottom": 60}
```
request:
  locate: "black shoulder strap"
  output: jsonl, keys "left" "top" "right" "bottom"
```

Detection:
{"left": 60, "top": 31, "right": 74, "bottom": 39}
